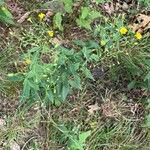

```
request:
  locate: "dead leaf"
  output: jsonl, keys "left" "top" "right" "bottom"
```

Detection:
{"left": 7, "top": 1, "right": 25, "bottom": 19}
{"left": 129, "top": 14, "right": 150, "bottom": 33}
{"left": 17, "top": 12, "right": 31, "bottom": 23}
{"left": 101, "top": 1, "right": 136, "bottom": 15}
{"left": 46, "top": 10, "right": 54, "bottom": 17}
{"left": 88, "top": 103, "right": 100, "bottom": 115}
{"left": 101, "top": 101, "right": 119, "bottom": 118}
{"left": 51, "top": 37, "right": 69, "bottom": 46}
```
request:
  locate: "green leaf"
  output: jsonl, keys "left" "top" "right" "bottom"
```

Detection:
{"left": 144, "top": 59, "right": 150, "bottom": 67}
{"left": 54, "top": 99, "right": 62, "bottom": 106}
{"left": 74, "top": 63, "right": 80, "bottom": 71}
{"left": 86, "top": 40, "right": 100, "bottom": 49}
{"left": 62, "top": 0, "right": 73, "bottom": 13}
{"left": 61, "top": 83, "right": 70, "bottom": 101}
{"left": 73, "top": 40, "right": 86, "bottom": 47}
{"left": 128, "top": 80, "right": 136, "bottom": 90}
{"left": 53, "top": 12, "right": 63, "bottom": 31}
{"left": 42, "top": 45, "right": 50, "bottom": 52}
{"left": 82, "top": 47, "right": 90, "bottom": 60}
{"left": 90, "top": 11, "right": 101, "bottom": 20}
{"left": 69, "top": 63, "right": 80, "bottom": 75}
{"left": 29, "top": 46, "right": 41, "bottom": 53}
{"left": 144, "top": 72, "right": 150, "bottom": 88}
{"left": 61, "top": 47, "right": 74, "bottom": 56}
{"left": 69, "top": 139, "right": 84, "bottom": 150}
{"left": 83, "top": 68, "right": 94, "bottom": 80}
{"left": 69, "top": 75, "right": 81, "bottom": 89}
{"left": 79, "top": 130, "right": 91, "bottom": 144}
{"left": 81, "top": 7, "right": 90, "bottom": 19}
{"left": 46, "top": 90, "right": 54, "bottom": 103}
{"left": 0, "top": 6, "right": 14, "bottom": 24}
{"left": 90, "top": 54, "right": 99, "bottom": 61}
{"left": 21, "top": 79, "right": 31, "bottom": 101}
{"left": 76, "top": 18, "right": 91, "bottom": 30}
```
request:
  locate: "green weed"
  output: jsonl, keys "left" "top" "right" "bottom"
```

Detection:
{"left": 8, "top": 40, "right": 100, "bottom": 105}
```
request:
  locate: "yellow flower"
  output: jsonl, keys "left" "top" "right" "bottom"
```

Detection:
{"left": 24, "top": 58, "right": 32, "bottom": 65}
{"left": 100, "top": 40, "right": 107, "bottom": 46}
{"left": 47, "top": 31, "right": 54, "bottom": 37}
{"left": 135, "top": 32, "right": 142, "bottom": 40}
{"left": 38, "top": 13, "right": 46, "bottom": 21}
{"left": 119, "top": 27, "right": 128, "bottom": 35}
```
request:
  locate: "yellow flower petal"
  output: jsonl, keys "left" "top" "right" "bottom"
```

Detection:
{"left": 135, "top": 32, "right": 142, "bottom": 40}
{"left": 119, "top": 27, "right": 128, "bottom": 35}
{"left": 38, "top": 13, "right": 46, "bottom": 21}
{"left": 100, "top": 40, "right": 107, "bottom": 46}
{"left": 47, "top": 31, "right": 54, "bottom": 37}
{"left": 24, "top": 58, "right": 32, "bottom": 65}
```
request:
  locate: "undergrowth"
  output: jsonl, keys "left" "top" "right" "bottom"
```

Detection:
{"left": 0, "top": 0, "right": 150, "bottom": 149}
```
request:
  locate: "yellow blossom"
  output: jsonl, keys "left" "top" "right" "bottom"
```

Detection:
{"left": 47, "top": 31, "right": 54, "bottom": 37}
{"left": 100, "top": 40, "right": 107, "bottom": 46}
{"left": 38, "top": 12, "right": 46, "bottom": 21}
{"left": 24, "top": 58, "right": 32, "bottom": 65}
{"left": 119, "top": 27, "right": 128, "bottom": 35}
{"left": 135, "top": 32, "right": 142, "bottom": 40}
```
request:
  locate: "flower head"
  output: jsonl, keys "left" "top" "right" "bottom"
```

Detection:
{"left": 47, "top": 31, "right": 54, "bottom": 37}
{"left": 135, "top": 32, "right": 142, "bottom": 40}
{"left": 119, "top": 27, "right": 128, "bottom": 35}
{"left": 38, "top": 13, "right": 45, "bottom": 21}
{"left": 24, "top": 58, "right": 32, "bottom": 65}
{"left": 100, "top": 40, "right": 107, "bottom": 46}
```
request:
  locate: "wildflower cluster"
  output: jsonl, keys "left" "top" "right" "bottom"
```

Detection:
{"left": 119, "top": 27, "right": 142, "bottom": 40}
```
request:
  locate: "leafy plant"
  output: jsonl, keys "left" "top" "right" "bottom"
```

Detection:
{"left": 8, "top": 40, "right": 100, "bottom": 105}
{"left": 94, "top": 16, "right": 150, "bottom": 88}
{"left": 138, "top": 0, "right": 150, "bottom": 7}
{"left": 52, "top": 0, "right": 102, "bottom": 31}
{"left": 62, "top": 0, "right": 73, "bottom": 13}
{"left": 76, "top": 7, "right": 101, "bottom": 30}
{"left": 53, "top": 123, "right": 91, "bottom": 150}
{"left": 67, "top": 130, "right": 91, "bottom": 150}
{"left": 53, "top": 12, "right": 63, "bottom": 31}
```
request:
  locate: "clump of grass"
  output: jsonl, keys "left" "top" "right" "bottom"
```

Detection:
{"left": 0, "top": 102, "right": 41, "bottom": 150}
